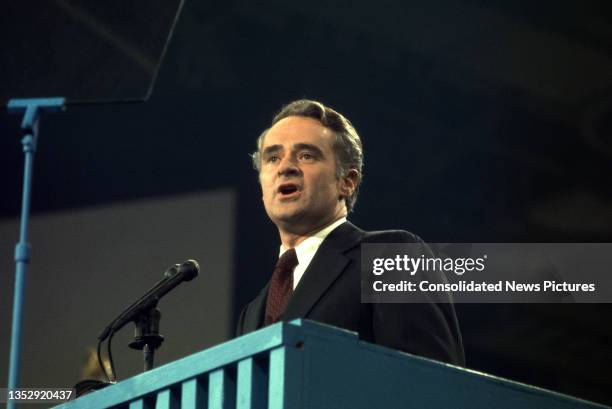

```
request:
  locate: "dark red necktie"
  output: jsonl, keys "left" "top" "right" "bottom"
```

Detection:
{"left": 265, "top": 248, "right": 298, "bottom": 325}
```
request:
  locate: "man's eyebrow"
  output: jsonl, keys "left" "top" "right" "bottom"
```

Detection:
{"left": 262, "top": 145, "right": 282, "bottom": 156}
{"left": 294, "top": 143, "right": 324, "bottom": 156}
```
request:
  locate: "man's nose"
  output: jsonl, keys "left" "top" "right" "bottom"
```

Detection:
{"left": 278, "top": 155, "right": 301, "bottom": 177}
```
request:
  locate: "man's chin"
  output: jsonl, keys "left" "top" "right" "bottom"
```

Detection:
{"left": 271, "top": 210, "right": 304, "bottom": 225}
{"left": 269, "top": 206, "right": 312, "bottom": 226}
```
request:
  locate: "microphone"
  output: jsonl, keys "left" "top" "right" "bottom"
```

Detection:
{"left": 98, "top": 260, "right": 199, "bottom": 341}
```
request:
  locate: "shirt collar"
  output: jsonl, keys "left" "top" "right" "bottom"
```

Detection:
{"left": 279, "top": 217, "right": 347, "bottom": 265}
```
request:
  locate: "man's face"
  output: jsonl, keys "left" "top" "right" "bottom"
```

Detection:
{"left": 259, "top": 116, "right": 350, "bottom": 234}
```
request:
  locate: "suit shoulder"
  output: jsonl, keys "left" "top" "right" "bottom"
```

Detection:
{"left": 235, "top": 304, "right": 247, "bottom": 337}
{"left": 362, "top": 229, "right": 422, "bottom": 244}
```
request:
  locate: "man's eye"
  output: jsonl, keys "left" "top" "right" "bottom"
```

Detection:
{"left": 299, "top": 153, "right": 314, "bottom": 160}
{"left": 267, "top": 155, "right": 279, "bottom": 163}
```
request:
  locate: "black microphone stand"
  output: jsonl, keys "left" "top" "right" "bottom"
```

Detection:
{"left": 128, "top": 304, "right": 164, "bottom": 371}
{"left": 96, "top": 260, "right": 199, "bottom": 381}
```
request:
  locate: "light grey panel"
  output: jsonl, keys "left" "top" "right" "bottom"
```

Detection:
{"left": 0, "top": 189, "right": 235, "bottom": 393}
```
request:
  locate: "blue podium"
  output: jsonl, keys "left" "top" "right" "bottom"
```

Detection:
{"left": 55, "top": 320, "right": 607, "bottom": 409}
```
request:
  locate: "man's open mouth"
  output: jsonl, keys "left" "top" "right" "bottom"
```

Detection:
{"left": 278, "top": 183, "right": 299, "bottom": 196}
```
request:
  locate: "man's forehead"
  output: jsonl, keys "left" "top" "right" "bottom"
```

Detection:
{"left": 262, "top": 116, "right": 333, "bottom": 148}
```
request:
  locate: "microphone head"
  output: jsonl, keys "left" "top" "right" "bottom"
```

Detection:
{"left": 163, "top": 264, "right": 180, "bottom": 278}
{"left": 179, "top": 259, "right": 199, "bottom": 281}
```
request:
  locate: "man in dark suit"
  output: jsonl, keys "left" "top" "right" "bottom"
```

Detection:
{"left": 236, "top": 99, "right": 465, "bottom": 366}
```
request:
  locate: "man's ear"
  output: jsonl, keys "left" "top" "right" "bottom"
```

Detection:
{"left": 339, "top": 169, "right": 360, "bottom": 200}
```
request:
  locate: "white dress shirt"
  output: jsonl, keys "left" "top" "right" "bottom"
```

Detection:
{"left": 279, "top": 217, "right": 347, "bottom": 290}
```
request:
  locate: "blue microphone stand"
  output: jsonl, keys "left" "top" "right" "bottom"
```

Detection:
{"left": 5, "top": 98, "right": 65, "bottom": 409}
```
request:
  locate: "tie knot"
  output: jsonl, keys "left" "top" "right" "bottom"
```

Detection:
{"left": 276, "top": 248, "right": 298, "bottom": 272}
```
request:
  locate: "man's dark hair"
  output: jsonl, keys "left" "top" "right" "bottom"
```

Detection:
{"left": 252, "top": 99, "right": 364, "bottom": 212}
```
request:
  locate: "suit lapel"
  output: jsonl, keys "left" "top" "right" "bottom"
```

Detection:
{"left": 242, "top": 284, "right": 268, "bottom": 333}
{"left": 282, "top": 222, "right": 363, "bottom": 320}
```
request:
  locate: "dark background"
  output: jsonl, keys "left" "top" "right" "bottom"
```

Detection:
{"left": 1, "top": 0, "right": 611, "bottom": 405}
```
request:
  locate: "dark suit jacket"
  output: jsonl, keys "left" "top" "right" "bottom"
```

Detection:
{"left": 236, "top": 222, "right": 465, "bottom": 366}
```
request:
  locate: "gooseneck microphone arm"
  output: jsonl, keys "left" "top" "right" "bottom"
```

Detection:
{"left": 97, "top": 259, "right": 199, "bottom": 379}
{"left": 98, "top": 260, "right": 199, "bottom": 342}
